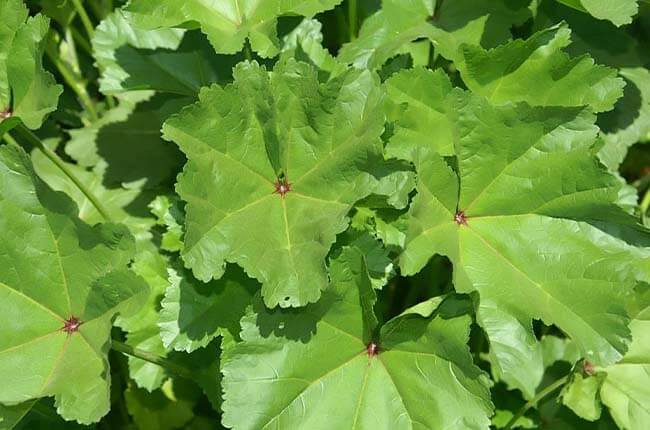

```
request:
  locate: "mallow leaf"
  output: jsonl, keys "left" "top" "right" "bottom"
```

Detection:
{"left": 125, "top": 0, "right": 343, "bottom": 58}
{"left": 394, "top": 72, "right": 650, "bottom": 391}
{"left": 457, "top": 23, "right": 625, "bottom": 113}
{"left": 222, "top": 247, "right": 493, "bottom": 430}
{"left": 163, "top": 59, "right": 385, "bottom": 308}
{"left": 159, "top": 266, "right": 257, "bottom": 353}
{"left": 555, "top": 0, "right": 639, "bottom": 27}
{"left": 0, "top": 145, "right": 148, "bottom": 423}
{"left": 0, "top": 0, "right": 62, "bottom": 132}
{"left": 598, "top": 284, "right": 650, "bottom": 429}
{"left": 338, "top": 0, "right": 530, "bottom": 69}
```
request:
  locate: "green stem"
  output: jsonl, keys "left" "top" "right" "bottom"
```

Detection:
{"left": 348, "top": 0, "right": 357, "bottom": 41}
{"left": 640, "top": 187, "right": 650, "bottom": 221}
{"left": 71, "top": 0, "right": 95, "bottom": 40}
{"left": 13, "top": 124, "right": 112, "bottom": 222}
{"left": 45, "top": 43, "right": 99, "bottom": 122}
{"left": 69, "top": 26, "right": 93, "bottom": 57}
{"left": 504, "top": 375, "right": 570, "bottom": 430}
{"left": 111, "top": 340, "right": 194, "bottom": 380}
{"left": 243, "top": 39, "right": 253, "bottom": 61}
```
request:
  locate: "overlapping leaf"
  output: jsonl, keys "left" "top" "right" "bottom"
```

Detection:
{"left": 94, "top": 10, "right": 241, "bottom": 97}
{"left": 222, "top": 247, "right": 493, "bottom": 430}
{"left": 163, "top": 59, "right": 385, "bottom": 308}
{"left": 391, "top": 68, "right": 650, "bottom": 397}
{"left": 159, "top": 266, "right": 257, "bottom": 353}
{"left": 338, "top": 0, "right": 531, "bottom": 68}
{"left": 125, "top": 0, "right": 343, "bottom": 57}
{"left": 0, "top": 145, "right": 147, "bottom": 423}
{"left": 457, "top": 24, "right": 625, "bottom": 113}
{"left": 555, "top": 0, "right": 639, "bottom": 26}
{"left": 0, "top": 0, "right": 62, "bottom": 132}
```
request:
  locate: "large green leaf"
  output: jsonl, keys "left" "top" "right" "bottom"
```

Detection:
{"left": 457, "top": 24, "right": 625, "bottom": 113}
{"left": 222, "top": 247, "right": 493, "bottom": 430}
{"left": 0, "top": 144, "right": 147, "bottom": 423}
{"left": 163, "top": 59, "right": 385, "bottom": 308}
{"left": 159, "top": 266, "right": 257, "bottom": 353}
{"left": 0, "top": 0, "right": 61, "bottom": 131}
{"left": 125, "top": 0, "right": 343, "bottom": 57}
{"left": 555, "top": 0, "right": 639, "bottom": 26}
{"left": 338, "top": 0, "right": 531, "bottom": 69}
{"left": 392, "top": 70, "right": 650, "bottom": 394}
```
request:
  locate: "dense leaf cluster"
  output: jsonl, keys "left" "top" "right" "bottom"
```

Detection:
{"left": 1, "top": 0, "right": 649, "bottom": 429}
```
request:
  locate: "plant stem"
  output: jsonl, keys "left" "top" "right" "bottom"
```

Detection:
{"left": 348, "top": 0, "right": 357, "bottom": 41}
{"left": 45, "top": 43, "right": 99, "bottom": 122}
{"left": 13, "top": 124, "right": 113, "bottom": 222}
{"left": 243, "top": 40, "right": 253, "bottom": 61}
{"left": 71, "top": 0, "right": 95, "bottom": 40}
{"left": 504, "top": 375, "right": 570, "bottom": 430}
{"left": 69, "top": 26, "right": 93, "bottom": 57}
{"left": 111, "top": 340, "right": 194, "bottom": 380}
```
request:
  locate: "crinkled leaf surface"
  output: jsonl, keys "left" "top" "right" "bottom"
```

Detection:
{"left": 0, "top": 145, "right": 147, "bottom": 423}
{"left": 222, "top": 248, "right": 493, "bottom": 430}
{"left": 394, "top": 70, "right": 650, "bottom": 393}
{"left": 555, "top": 0, "right": 639, "bottom": 26}
{"left": 338, "top": 0, "right": 530, "bottom": 68}
{"left": 125, "top": 0, "right": 344, "bottom": 57}
{"left": 0, "top": 0, "right": 61, "bottom": 131}
{"left": 457, "top": 24, "right": 625, "bottom": 113}
{"left": 163, "top": 59, "right": 385, "bottom": 308}
{"left": 159, "top": 266, "right": 257, "bottom": 352}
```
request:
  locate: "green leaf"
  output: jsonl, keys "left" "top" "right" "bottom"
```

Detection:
{"left": 457, "top": 23, "right": 625, "bottom": 113}
{"left": 159, "top": 266, "right": 257, "bottom": 353}
{"left": 0, "top": 144, "right": 147, "bottom": 423}
{"left": 124, "top": 382, "right": 194, "bottom": 430}
{"left": 599, "top": 285, "right": 650, "bottom": 429}
{"left": 396, "top": 87, "right": 650, "bottom": 381}
{"left": 222, "top": 247, "right": 493, "bottom": 429}
{"left": 599, "top": 68, "right": 650, "bottom": 170}
{"left": 385, "top": 68, "right": 460, "bottom": 161}
{"left": 149, "top": 195, "right": 185, "bottom": 253}
{"left": 163, "top": 59, "right": 385, "bottom": 308}
{"left": 125, "top": 0, "right": 344, "bottom": 57}
{"left": 555, "top": 0, "right": 639, "bottom": 26}
{"left": 562, "top": 373, "right": 603, "bottom": 421}
{"left": 338, "top": 0, "right": 531, "bottom": 68}
{"left": 0, "top": 0, "right": 62, "bottom": 131}
{"left": 66, "top": 94, "right": 186, "bottom": 189}
{"left": 92, "top": 9, "right": 180, "bottom": 96}
{"left": 281, "top": 19, "right": 346, "bottom": 77}
{"left": 117, "top": 242, "right": 171, "bottom": 391}
{"left": 0, "top": 402, "right": 34, "bottom": 430}
{"left": 93, "top": 10, "right": 242, "bottom": 97}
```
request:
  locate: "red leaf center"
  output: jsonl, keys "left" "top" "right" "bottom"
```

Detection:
{"left": 62, "top": 316, "right": 82, "bottom": 334}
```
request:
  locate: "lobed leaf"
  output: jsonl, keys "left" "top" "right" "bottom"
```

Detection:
{"left": 163, "top": 59, "right": 386, "bottom": 308}
{"left": 222, "top": 247, "right": 493, "bottom": 430}
{"left": 0, "top": 144, "right": 148, "bottom": 423}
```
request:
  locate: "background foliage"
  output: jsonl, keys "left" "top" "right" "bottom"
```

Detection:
{"left": 1, "top": 0, "right": 649, "bottom": 429}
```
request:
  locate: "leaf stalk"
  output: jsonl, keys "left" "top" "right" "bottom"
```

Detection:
{"left": 12, "top": 123, "right": 113, "bottom": 222}
{"left": 111, "top": 340, "right": 194, "bottom": 380}
{"left": 503, "top": 374, "right": 570, "bottom": 430}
